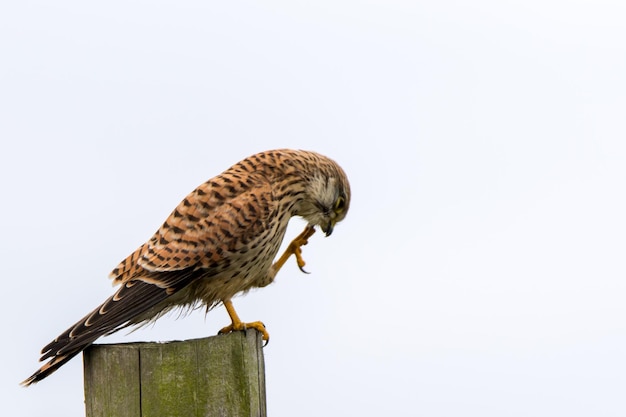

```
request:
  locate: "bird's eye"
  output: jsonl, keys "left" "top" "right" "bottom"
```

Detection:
{"left": 334, "top": 196, "right": 346, "bottom": 212}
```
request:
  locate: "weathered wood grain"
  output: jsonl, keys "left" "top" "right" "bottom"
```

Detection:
{"left": 84, "top": 331, "right": 266, "bottom": 417}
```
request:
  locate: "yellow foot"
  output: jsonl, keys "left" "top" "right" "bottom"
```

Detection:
{"left": 281, "top": 225, "right": 316, "bottom": 273}
{"left": 218, "top": 321, "right": 269, "bottom": 343}
{"left": 220, "top": 299, "right": 270, "bottom": 344}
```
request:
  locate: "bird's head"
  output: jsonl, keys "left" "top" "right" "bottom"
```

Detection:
{"left": 299, "top": 164, "right": 351, "bottom": 237}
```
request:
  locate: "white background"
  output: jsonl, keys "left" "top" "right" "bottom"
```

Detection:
{"left": 2, "top": 1, "right": 625, "bottom": 416}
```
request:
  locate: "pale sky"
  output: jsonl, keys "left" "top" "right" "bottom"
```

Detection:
{"left": 2, "top": 1, "right": 625, "bottom": 416}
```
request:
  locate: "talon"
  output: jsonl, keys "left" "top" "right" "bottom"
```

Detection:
{"left": 293, "top": 246, "right": 310, "bottom": 274}
{"left": 273, "top": 225, "right": 316, "bottom": 274}
{"left": 218, "top": 320, "right": 269, "bottom": 341}
{"left": 218, "top": 324, "right": 233, "bottom": 335}
{"left": 220, "top": 299, "right": 270, "bottom": 342}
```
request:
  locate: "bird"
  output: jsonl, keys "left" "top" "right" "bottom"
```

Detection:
{"left": 22, "top": 149, "right": 350, "bottom": 386}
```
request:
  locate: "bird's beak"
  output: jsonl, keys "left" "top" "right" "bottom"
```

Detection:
{"left": 321, "top": 220, "right": 335, "bottom": 237}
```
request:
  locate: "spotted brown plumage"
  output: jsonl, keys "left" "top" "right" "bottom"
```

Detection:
{"left": 22, "top": 149, "right": 351, "bottom": 386}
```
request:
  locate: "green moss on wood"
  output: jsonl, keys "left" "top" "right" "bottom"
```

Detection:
{"left": 84, "top": 331, "right": 266, "bottom": 417}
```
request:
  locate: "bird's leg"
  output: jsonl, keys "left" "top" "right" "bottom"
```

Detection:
{"left": 218, "top": 299, "right": 270, "bottom": 342}
{"left": 217, "top": 227, "right": 315, "bottom": 345}
{"left": 272, "top": 225, "right": 316, "bottom": 274}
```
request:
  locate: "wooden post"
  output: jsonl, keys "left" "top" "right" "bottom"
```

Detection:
{"left": 83, "top": 331, "right": 266, "bottom": 417}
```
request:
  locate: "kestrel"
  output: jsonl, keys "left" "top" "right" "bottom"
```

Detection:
{"left": 22, "top": 149, "right": 350, "bottom": 386}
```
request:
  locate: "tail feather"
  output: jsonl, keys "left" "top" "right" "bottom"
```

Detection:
{"left": 22, "top": 271, "right": 197, "bottom": 386}
{"left": 20, "top": 353, "right": 79, "bottom": 387}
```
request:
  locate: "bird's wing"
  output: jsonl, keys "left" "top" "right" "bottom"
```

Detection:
{"left": 22, "top": 174, "right": 278, "bottom": 385}
{"left": 110, "top": 173, "right": 276, "bottom": 284}
{"left": 23, "top": 175, "right": 277, "bottom": 385}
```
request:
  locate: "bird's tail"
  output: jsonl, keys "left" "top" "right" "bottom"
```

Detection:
{"left": 21, "top": 273, "right": 193, "bottom": 386}
{"left": 21, "top": 352, "right": 81, "bottom": 386}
